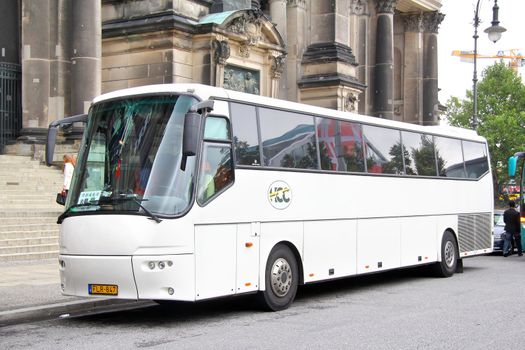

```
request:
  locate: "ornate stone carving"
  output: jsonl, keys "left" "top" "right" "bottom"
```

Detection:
{"left": 345, "top": 93, "right": 359, "bottom": 112}
{"left": 239, "top": 42, "right": 250, "bottom": 57}
{"left": 286, "top": 0, "right": 306, "bottom": 8}
{"left": 422, "top": 11, "right": 445, "bottom": 33}
{"left": 394, "top": 104, "right": 402, "bottom": 116}
{"left": 270, "top": 53, "right": 287, "bottom": 79}
{"left": 403, "top": 13, "right": 423, "bottom": 33}
{"left": 375, "top": 0, "right": 396, "bottom": 14}
{"left": 350, "top": 0, "right": 367, "bottom": 16}
{"left": 212, "top": 39, "right": 230, "bottom": 65}
{"left": 227, "top": 12, "right": 264, "bottom": 46}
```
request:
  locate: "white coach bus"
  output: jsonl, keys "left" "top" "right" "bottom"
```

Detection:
{"left": 46, "top": 84, "right": 493, "bottom": 311}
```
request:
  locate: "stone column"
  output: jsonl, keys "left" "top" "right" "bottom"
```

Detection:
{"left": 269, "top": 0, "right": 287, "bottom": 99}
{"left": 402, "top": 13, "right": 423, "bottom": 124}
{"left": 269, "top": 0, "right": 287, "bottom": 44}
{"left": 270, "top": 51, "right": 286, "bottom": 98}
{"left": 21, "top": 0, "right": 72, "bottom": 142}
{"left": 373, "top": 0, "right": 396, "bottom": 119}
{"left": 349, "top": 0, "right": 369, "bottom": 114}
{"left": 212, "top": 37, "right": 230, "bottom": 87}
{"left": 422, "top": 12, "right": 444, "bottom": 125}
{"left": 285, "top": 0, "right": 306, "bottom": 101}
{"left": 71, "top": 1, "right": 101, "bottom": 115}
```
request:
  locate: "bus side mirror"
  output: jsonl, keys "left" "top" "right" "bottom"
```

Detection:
{"left": 46, "top": 125, "right": 59, "bottom": 166}
{"left": 46, "top": 113, "right": 88, "bottom": 166}
{"left": 181, "top": 100, "right": 214, "bottom": 171}
{"left": 182, "top": 111, "right": 201, "bottom": 158}
{"left": 509, "top": 156, "right": 518, "bottom": 177}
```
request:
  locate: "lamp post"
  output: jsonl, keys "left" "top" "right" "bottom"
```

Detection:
{"left": 472, "top": 0, "right": 506, "bottom": 130}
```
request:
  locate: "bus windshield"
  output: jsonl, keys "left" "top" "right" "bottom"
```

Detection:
{"left": 66, "top": 94, "right": 198, "bottom": 218}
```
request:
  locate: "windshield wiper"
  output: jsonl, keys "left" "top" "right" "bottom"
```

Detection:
{"left": 57, "top": 202, "right": 99, "bottom": 224}
{"left": 99, "top": 193, "right": 162, "bottom": 223}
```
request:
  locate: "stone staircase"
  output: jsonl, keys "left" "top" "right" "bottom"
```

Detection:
{"left": 0, "top": 155, "right": 64, "bottom": 262}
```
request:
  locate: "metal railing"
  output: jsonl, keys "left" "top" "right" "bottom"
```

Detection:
{"left": 0, "top": 62, "right": 22, "bottom": 154}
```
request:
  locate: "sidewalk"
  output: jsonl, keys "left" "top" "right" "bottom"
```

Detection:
{"left": 0, "top": 259, "right": 151, "bottom": 327}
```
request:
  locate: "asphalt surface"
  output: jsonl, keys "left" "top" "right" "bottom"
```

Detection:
{"left": 0, "top": 252, "right": 518, "bottom": 329}
{"left": 2, "top": 254, "right": 524, "bottom": 349}
{"left": 0, "top": 259, "right": 150, "bottom": 327}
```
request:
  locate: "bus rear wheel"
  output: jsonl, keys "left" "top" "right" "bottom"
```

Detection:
{"left": 259, "top": 244, "right": 298, "bottom": 311}
{"left": 434, "top": 231, "right": 458, "bottom": 277}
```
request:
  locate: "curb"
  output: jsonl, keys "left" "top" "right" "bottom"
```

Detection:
{"left": 0, "top": 299, "right": 154, "bottom": 327}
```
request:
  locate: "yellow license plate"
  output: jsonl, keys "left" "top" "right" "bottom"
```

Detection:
{"left": 88, "top": 284, "right": 118, "bottom": 296}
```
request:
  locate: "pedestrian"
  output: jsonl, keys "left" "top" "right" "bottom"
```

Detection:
{"left": 503, "top": 200, "right": 522, "bottom": 257}
{"left": 62, "top": 154, "right": 76, "bottom": 198}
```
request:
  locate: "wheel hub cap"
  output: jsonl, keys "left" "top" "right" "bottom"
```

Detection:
{"left": 271, "top": 258, "right": 292, "bottom": 297}
{"left": 444, "top": 241, "right": 455, "bottom": 267}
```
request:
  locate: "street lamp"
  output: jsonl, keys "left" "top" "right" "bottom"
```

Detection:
{"left": 472, "top": 0, "right": 506, "bottom": 130}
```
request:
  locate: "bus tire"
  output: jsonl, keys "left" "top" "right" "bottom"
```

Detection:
{"left": 434, "top": 231, "right": 458, "bottom": 277}
{"left": 259, "top": 244, "right": 298, "bottom": 311}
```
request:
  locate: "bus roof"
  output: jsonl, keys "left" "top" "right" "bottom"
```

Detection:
{"left": 93, "top": 83, "right": 485, "bottom": 142}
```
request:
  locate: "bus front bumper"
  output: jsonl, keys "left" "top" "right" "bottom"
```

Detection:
{"left": 59, "top": 254, "right": 195, "bottom": 301}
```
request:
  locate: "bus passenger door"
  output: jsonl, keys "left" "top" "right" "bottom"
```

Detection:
{"left": 236, "top": 222, "right": 260, "bottom": 294}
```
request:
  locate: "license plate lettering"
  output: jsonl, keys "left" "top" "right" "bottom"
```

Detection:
{"left": 89, "top": 284, "right": 118, "bottom": 295}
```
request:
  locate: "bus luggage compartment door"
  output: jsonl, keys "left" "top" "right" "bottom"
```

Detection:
{"left": 235, "top": 222, "right": 260, "bottom": 293}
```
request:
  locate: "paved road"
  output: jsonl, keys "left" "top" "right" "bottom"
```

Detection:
{"left": 1, "top": 255, "right": 524, "bottom": 349}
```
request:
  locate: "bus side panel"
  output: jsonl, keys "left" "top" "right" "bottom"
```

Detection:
{"left": 195, "top": 224, "right": 236, "bottom": 300}
{"left": 259, "top": 221, "right": 303, "bottom": 292}
{"left": 303, "top": 220, "right": 357, "bottom": 283}
{"left": 400, "top": 216, "right": 438, "bottom": 266}
{"left": 356, "top": 218, "right": 401, "bottom": 274}
{"left": 235, "top": 223, "right": 260, "bottom": 293}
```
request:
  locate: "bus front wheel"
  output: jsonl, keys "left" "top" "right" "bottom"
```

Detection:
{"left": 434, "top": 231, "right": 458, "bottom": 277}
{"left": 259, "top": 244, "right": 298, "bottom": 311}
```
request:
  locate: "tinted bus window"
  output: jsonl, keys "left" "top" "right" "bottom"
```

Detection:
{"left": 259, "top": 108, "right": 318, "bottom": 169}
{"left": 204, "top": 116, "right": 229, "bottom": 140}
{"left": 317, "top": 118, "right": 364, "bottom": 172}
{"left": 402, "top": 131, "right": 437, "bottom": 176}
{"left": 363, "top": 125, "right": 403, "bottom": 174}
{"left": 230, "top": 103, "right": 260, "bottom": 166}
{"left": 463, "top": 141, "right": 489, "bottom": 178}
{"left": 434, "top": 136, "right": 465, "bottom": 178}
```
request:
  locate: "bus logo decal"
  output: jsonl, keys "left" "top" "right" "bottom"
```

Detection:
{"left": 268, "top": 181, "right": 292, "bottom": 209}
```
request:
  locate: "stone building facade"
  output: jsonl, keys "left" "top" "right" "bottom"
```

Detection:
{"left": 0, "top": 0, "right": 444, "bottom": 152}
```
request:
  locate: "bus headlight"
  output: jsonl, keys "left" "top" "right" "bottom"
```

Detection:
{"left": 148, "top": 261, "right": 156, "bottom": 270}
{"left": 158, "top": 261, "right": 165, "bottom": 269}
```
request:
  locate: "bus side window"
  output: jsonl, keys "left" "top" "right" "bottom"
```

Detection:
{"left": 197, "top": 115, "right": 234, "bottom": 205}
{"left": 230, "top": 103, "right": 260, "bottom": 166}
{"left": 197, "top": 144, "right": 234, "bottom": 205}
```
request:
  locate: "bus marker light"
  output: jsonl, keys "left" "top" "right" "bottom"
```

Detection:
{"left": 425, "top": 257, "right": 428, "bottom": 260}
{"left": 168, "top": 287, "right": 174, "bottom": 295}
{"left": 365, "top": 265, "right": 369, "bottom": 269}
{"left": 309, "top": 273, "right": 314, "bottom": 277}
{"left": 245, "top": 282, "right": 251, "bottom": 287}
{"left": 245, "top": 242, "right": 253, "bottom": 248}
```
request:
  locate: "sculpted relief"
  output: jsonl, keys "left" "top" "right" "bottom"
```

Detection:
{"left": 224, "top": 65, "right": 260, "bottom": 95}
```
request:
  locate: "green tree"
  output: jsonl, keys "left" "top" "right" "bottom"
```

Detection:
{"left": 444, "top": 62, "right": 525, "bottom": 201}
